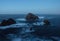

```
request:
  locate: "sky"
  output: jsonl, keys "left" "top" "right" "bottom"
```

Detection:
{"left": 0, "top": 0, "right": 60, "bottom": 14}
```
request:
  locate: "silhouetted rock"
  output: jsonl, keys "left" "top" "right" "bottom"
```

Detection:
{"left": 0, "top": 19, "right": 7, "bottom": 26}
{"left": 43, "top": 19, "right": 50, "bottom": 25}
{"left": 7, "top": 18, "right": 16, "bottom": 25}
{"left": 26, "top": 13, "right": 39, "bottom": 22}
{"left": 0, "top": 18, "right": 16, "bottom": 26}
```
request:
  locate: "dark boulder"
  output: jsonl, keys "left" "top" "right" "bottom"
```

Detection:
{"left": 25, "top": 13, "right": 39, "bottom": 22}
{"left": 7, "top": 18, "right": 16, "bottom": 25}
{"left": 0, "top": 18, "right": 16, "bottom": 26}
{"left": 43, "top": 19, "right": 50, "bottom": 25}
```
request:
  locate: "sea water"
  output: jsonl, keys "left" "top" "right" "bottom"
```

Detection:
{"left": 0, "top": 14, "right": 60, "bottom": 41}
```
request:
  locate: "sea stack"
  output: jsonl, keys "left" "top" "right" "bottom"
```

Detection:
{"left": 25, "top": 13, "right": 39, "bottom": 22}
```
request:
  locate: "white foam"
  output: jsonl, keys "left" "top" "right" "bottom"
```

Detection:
{"left": 16, "top": 18, "right": 26, "bottom": 21}
{"left": 39, "top": 16, "right": 45, "bottom": 19}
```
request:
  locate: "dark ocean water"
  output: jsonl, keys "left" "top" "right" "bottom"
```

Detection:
{"left": 0, "top": 14, "right": 60, "bottom": 41}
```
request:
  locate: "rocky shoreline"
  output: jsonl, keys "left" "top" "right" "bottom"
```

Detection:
{"left": 0, "top": 13, "right": 60, "bottom": 41}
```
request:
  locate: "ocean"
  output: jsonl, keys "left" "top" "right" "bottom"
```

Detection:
{"left": 0, "top": 14, "right": 60, "bottom": 41}
{"left": 0, "top": 14, "right": 60, "bottom": 26}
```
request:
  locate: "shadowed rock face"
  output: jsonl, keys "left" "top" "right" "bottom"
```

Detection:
{"left": 0, "top": 18, "right": 16, "bottom": 26}
{"left": 26, "top": 13, "right": 39, "bottom": 22}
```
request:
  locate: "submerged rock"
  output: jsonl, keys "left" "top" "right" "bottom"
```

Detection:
{"left": 0, "top": 18, "right": 16, "bottom": 26}
{"left": 25, "top": 13, "right": 39, "bottom": 22}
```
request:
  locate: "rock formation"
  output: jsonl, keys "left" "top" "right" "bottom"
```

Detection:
{"left": 0, "top": 18, "right": 16, "bottom": 26}
{"left": 7, "top": 18, "right": 16, "bottom": 25}
{"left": 25, "top": 13, "right": 39, "bottom": 22}
{"left": 43, "top": 19, "right": 50, "bottom": 25}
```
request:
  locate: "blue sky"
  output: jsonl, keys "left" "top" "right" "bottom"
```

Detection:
{"left": 0, "top": 0, "right": 60, "bottom": 14}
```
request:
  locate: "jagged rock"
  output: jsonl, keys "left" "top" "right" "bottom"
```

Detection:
{"left": 25, "top": 13, "right": 39, "bottom": 22}
{"left": 0, "top": 18, "right": 16, "bottom": 26}
{"left": 43, "top": 19, "right": 50, "bottom": 25}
